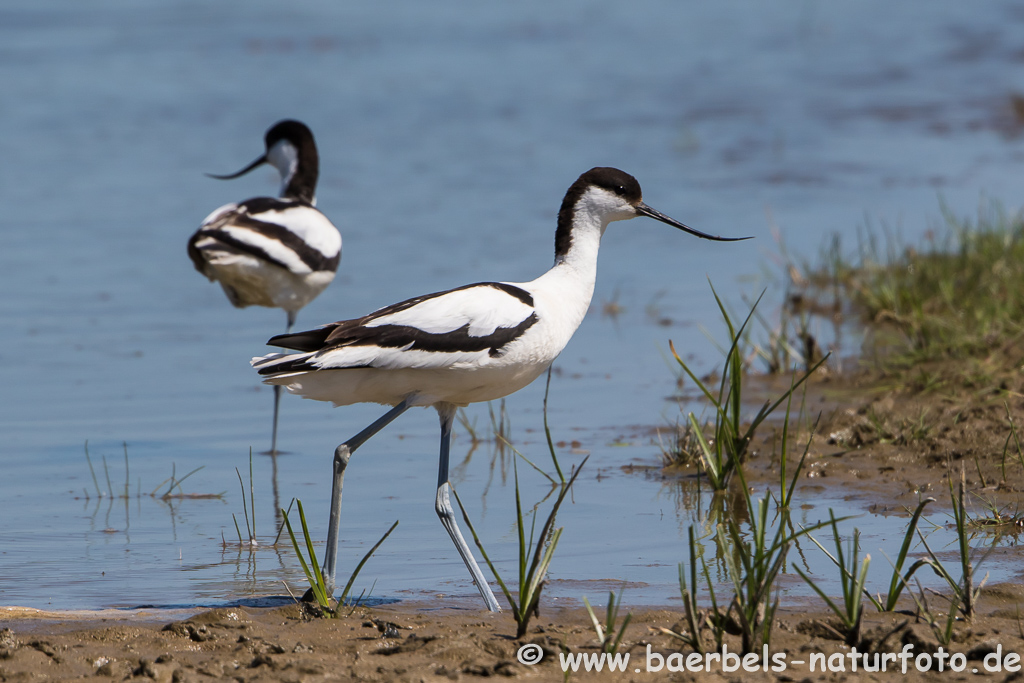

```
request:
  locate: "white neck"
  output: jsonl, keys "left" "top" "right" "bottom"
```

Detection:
{"left": 553, "top": 205, "right": 606, "bottom": 288}
{"left": 529, "top": 188, "right": 634, "bottom": 336}
{"left": 267, "top": 140, "right": 300, "bottom": 198}
{"left": 552, "top": 186, "right": 634, "bottom": 283}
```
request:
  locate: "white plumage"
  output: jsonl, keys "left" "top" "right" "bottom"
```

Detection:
{"left": 252, "top": 167, "right": 749, "bottom": 610}
{"left": 189, "top": 119, "right": 342, "bottom": 454}
{"left": 191, "top": 201, "right": 339, "bottom": 311}
{"left": 365, "top": 287, "right": 533, "bottom": 337}
{"left": 188, "top": 120, "right": 341, "bottom": 327}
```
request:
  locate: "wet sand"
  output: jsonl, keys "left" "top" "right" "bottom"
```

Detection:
{"left": 2, "top": 598, "right": 1024, "bottom": 681}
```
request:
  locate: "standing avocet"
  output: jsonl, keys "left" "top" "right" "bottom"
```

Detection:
{"left": 253, "top": 167, "right": 749, "bottom": 610}
{"left": 189, "top": 119, "right": 342, "bottom": 454}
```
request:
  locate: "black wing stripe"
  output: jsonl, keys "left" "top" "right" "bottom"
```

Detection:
{"left": 267, "top": 282, "right": 535, "bottom": 352}
{"left": 195, "top": 227, "right": 293, "bottom": 271}
{"left": 328, "top": 313, "right": 539, "bottom": 355}
{"left": 489, "top": 282, "right": 534, "bottom": 307}
{"left": 236, "top": 197, "right": 302, "bottom": 214}
{"left": 260, "top": 313, "right": 538, "bottom": 374}
{"left": 361, "top": 282, "right": 534, "bottom": 323}
{"left": 232, "top": 212, "right": 340, "bottom": 273}
{"left": 201, "top": 198, "right": 340, "bottom": 273}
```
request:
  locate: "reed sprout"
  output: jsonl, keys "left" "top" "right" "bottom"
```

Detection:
{"left": 281, "top": 499, "right": 398, "bottom": 617}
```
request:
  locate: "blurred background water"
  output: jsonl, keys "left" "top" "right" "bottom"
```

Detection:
{"left": 3, "top": 0, "right": 1024, "bottom": 609}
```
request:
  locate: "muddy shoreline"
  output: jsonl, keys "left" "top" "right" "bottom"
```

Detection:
{"left": 5, "top": 353, "right": 1024, "bottom": 681}
{"left": 3, "top": 596, "right": 1024, "bottom": 681}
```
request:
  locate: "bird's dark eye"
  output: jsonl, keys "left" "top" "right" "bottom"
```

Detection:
{"left": 616, "top": 185, "right": 625, "bottom": 194}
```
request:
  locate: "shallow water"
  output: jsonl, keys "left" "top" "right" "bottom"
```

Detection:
{"left": 3, "top": 0, "right": 1024, "bottom": 610}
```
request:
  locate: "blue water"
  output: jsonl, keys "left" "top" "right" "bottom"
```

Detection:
{"left": 3, "top": 0, "right": 1024, "bottom": 610}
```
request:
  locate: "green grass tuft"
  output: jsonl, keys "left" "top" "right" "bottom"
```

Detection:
{"left": 805, "top": 203, "right": 1024, "bottom": 365}
{"left": 281, "top": 500, "right": 398, "bottom": 618}
{"left": 670, "top": 283, "right": 827, "bottom": 491}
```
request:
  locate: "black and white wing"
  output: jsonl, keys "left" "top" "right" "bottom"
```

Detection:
{"left": 188, "top": 196, "right": 341, "bottom": 278}
{"left": 253, "top": 282, "right": 539, "bottom": 375}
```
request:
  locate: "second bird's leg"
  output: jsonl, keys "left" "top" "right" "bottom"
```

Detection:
{"left": 434, "top": 404, "right": 501, "bottom": 612}
{"left": 268, "top": 312, "right": 296, "bottom": 455}
{"left": 269, "top": 385, "right": 282, "bottom": 455}
{"left": 323, "top": 398, "right": 412, "bottom": 594}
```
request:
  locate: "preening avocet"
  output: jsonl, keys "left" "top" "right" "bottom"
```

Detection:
{"left": 252, "top": 167, "right": 750, "bottom": 610}
{"left": 188, "top": 119, "right": 342, "bottom": 454}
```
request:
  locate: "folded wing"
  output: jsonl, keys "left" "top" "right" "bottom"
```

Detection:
{"left": 254, "top": 282, "right": 538, "bottom": 375}
{"left": 189, "top": 197, "right": 340, "bottom": 277}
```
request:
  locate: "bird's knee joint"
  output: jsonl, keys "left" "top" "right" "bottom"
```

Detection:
{"left": 435, "top": 490, "right": 454, "bottom": 522}
{"left": 334, "top": 444, "right": 351, "bottom": 469}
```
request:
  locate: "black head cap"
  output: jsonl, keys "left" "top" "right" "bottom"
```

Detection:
{"left": 555, "top": 167, "right": 642, "bottom": 258}
{"left": 264, "top": 119, "right": 314, "bottom": 150}
{"left": 575, "top": 167, "right": 642, "bottom": 203}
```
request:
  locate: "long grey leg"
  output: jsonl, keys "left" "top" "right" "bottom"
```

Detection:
{"left": 269, "top": 385, "right": 283, "bottom": 455}
{"left": 323, "top": 398, "right": 412, "bottom": 594}
{"left": 435, "top": 404, "right": 501, "bottom": 612}
{"left": 269, "top": 311, "right": 296, "bottom": 455}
